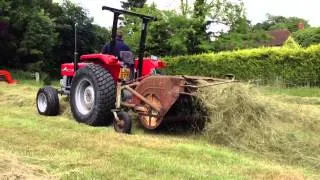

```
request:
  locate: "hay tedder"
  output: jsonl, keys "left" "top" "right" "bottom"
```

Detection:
{"left": 36, "top": 6, "right": 234, "bottom": 133}
{"left": 0, "top": 70, "right": 16, "bottom": 84}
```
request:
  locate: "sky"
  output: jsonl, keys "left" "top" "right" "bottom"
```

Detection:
{"left": 53, "top": 0, "right": 320, "bottom": 28}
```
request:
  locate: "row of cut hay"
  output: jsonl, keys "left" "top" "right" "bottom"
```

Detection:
{"left": 196, "top": 83, "right": 320, "bottom": 170}
{"left": 0, "top": 150, "right": 55, "bottom": 179}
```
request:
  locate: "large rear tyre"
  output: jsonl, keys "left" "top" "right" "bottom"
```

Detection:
{"left": 70, "top": 64, "right": 116, "bottom": 126}
{"left": 36, "top": 86, "right": 59, "bottom": 116}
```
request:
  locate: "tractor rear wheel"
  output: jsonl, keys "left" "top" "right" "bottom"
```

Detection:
{"left": 70, "top": 64, "right": 116, "bottom": 126}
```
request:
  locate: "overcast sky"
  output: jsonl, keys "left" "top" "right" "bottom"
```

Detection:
{"left": 53, "top": 0, "right": 320, "bottom": 28}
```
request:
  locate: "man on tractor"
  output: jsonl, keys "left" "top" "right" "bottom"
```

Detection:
{"left": 101, "top": 30, "right": 130, "bottom": 58}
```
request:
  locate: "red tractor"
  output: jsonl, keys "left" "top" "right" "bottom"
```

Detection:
{"left": 36, "top": 6, "right": 234, "bottom": 133}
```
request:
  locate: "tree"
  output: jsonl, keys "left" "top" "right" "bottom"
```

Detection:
{"left": 292, "top": 27, "right": 320, "bottom": 47}
{"left": 121, "top": 0, "right": 147, "bottom": 10}
{"left": 180, "top": 0, "right": 190, "bottom": 16}
{"left": 18, "top": 10, "right": 57, "bottom": 66}
{"left": 92, "top": 24, "right": 111, "bottom": 52}
{"left": 212, "top": 17, "right": 270, "bottom": 51}
{"left": 0, "top": 0, "right": 59, "bottom": 68}
{"left": 0, "top": 0, "right": 110, "bottom": 76}
{"left": 52, "top": 0, "right": 109, "bottom": 64}
{"left": 253, "top": 14, "right": 310, "bottom": 32}
{"left": 190, "top": 0, "right": 247, "bottom": 53}
{"left": 121, "top": 0, "right": 249, "bottom": 56}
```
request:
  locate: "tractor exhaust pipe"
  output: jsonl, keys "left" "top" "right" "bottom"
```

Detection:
{"left": 74, "top": 23, "right": 78, "bottom": 72}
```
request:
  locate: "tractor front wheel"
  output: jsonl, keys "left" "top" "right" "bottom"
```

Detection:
{"left": 70, "top": 64, "right": 116, "bottom": 126}
{"left": 36, "top": 86, "right": 59, "bottom": 116}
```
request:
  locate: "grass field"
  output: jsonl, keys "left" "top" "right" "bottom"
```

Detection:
{"left": 0, "top": 81, "right": 320, "bottom": 179}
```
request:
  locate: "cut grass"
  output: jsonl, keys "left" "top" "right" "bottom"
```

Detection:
{"left": 259, "top": 86, "right": 320, "bottom": 97}
{"left": 259, "top": 86, "right": 320, "bottom": 105}
{"left": 197, "top": 84, "right": 320, "bottom": 171}
{"left": 0, "top": 82, "right": 319, "bottom": 179}
{"left": 0, "top": 150, "right": 54, "bottom": 179}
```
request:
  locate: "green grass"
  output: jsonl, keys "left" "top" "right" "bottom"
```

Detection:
{"left": 259, "top": 86, "right": 320, "bottom": 97}
{"left": 0, "top": 82, "right": 319, "bottom": 179}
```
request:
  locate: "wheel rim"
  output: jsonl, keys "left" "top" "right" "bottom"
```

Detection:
{"left": 37, "top": 93, "right": 47, "bottom": 113}
{"left": 75, "top": 78, "right": 95, "bottom": 115}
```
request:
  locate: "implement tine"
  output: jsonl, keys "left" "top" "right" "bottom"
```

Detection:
{"left": 181, "top": 76, "right": 236, "bottom": 89}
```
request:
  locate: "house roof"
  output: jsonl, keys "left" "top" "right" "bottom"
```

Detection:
{"left": 268, "top": 29, "right": 291, "bottom": 46}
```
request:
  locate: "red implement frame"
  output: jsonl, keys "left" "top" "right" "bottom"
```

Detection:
{"left": 0, "top": 70, "right": 17, "bottom": 84}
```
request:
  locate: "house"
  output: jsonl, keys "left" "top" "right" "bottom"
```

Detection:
{"left": 268, "top": 29, "right": 291, "bottom": 46}
{"left": 267, "top": 22, "right": 305, "bottom": 46}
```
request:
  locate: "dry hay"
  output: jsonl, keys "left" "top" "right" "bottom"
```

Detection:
{"left": 196, "top": 83, "right": 320, "bottom": 170}
{"left": 0, "top": 151, "right": 55, "bottom": 180}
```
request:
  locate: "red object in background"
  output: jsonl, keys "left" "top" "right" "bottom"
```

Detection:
{"left": 0, "top": 70, "right": 17, "bottom": 84}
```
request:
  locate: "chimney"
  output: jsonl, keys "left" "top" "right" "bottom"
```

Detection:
{"left": 297, "top": 22, "right": 305, "bottom": 30}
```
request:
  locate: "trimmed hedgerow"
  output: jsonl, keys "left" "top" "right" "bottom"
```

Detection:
{"left": 164, "top": 45, "right": 320, "bottom": 85}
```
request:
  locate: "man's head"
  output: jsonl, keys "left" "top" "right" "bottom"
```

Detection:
{"left": 116, "top": 30, "right": 123, "bottom": 40}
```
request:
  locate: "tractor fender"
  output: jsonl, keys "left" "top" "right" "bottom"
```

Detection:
{"left": 80, "top": 54, "right": 121, "bottom": 80}
{"left": 61, "top": 54, "right": 121, "bottom": 80}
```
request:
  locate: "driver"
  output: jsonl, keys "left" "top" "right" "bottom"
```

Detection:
{"left": 101, "top": 30, "right": 130, "bottom": 58}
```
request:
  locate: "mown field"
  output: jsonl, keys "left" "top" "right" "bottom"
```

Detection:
{"left": 0, "top": 80, "right": 320, "bottom": 179}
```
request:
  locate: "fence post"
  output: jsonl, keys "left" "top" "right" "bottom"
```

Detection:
{"left": 35, "top": 72, "right": 40, "bottom": 82}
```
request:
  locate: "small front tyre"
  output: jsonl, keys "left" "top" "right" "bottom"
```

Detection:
{"left": 36, "top": 86, "right": 59, "bottom": 116}
{"left": 113, "top": 111, "right": 132, "bottom": 134}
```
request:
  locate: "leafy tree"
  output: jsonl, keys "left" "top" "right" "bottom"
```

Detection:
{"left": 122, "top": 0, "right": 248, "bottom": 56}
{"left": 180, "top": 0, "right": 190, "bottom": 16}
{"left": 292, "top": 28, "right": 320, "bottom": 47}
{"left": 207, "top": 0, "right": 246, "bottom": 34}
{"left": 92, "top": 24, "right": 111, "bottom": 52}
{"left": 121, "top": 3, "right": 164, "bottom": 54}
{"left": 18, "top": 10, "right": 57, "bottom": 66}
{"left": 121, "top": 0, "right": 147, "bottom": 10}
{"left": 52, "top": 0, "right": 110, "bottom": 65}
{"left": 212, "top": 17, "right": 270, "bottom": 51}
{"left": 253, "top": 14, "right": 310, "bottom": 32}
{"left": 0, "top": 0, "right": 58, "bottom": 68}
{"left": 191, "top": 0, "right": 248, "bottom": 53}
{"left": 0, "top": 0, "right": 110, "bottom": 76}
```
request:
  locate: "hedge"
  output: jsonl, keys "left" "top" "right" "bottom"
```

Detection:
{"left": 164, "top": 45, "right": 320, "bottom": 86}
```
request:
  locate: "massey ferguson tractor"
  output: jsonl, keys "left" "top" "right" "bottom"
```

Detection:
{"left": 36, "top": 6, "right": 234, "bottom": 133}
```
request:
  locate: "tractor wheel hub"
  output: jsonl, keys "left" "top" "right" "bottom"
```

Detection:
{"left": 75, "top": 79, "right": 95, "bottom": 115}
{"left": 84, "top": 86, "right": 94, "bottom": 107}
